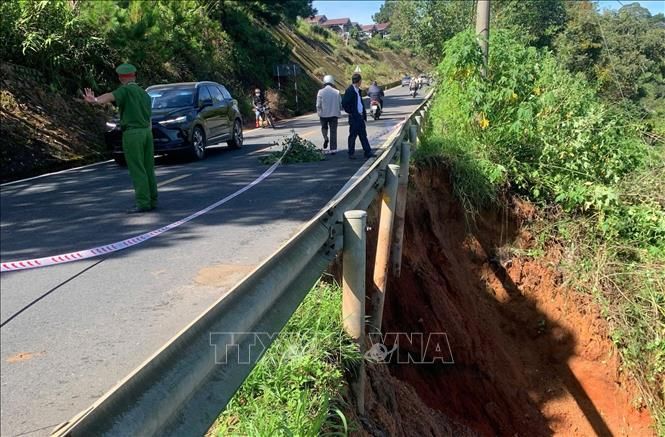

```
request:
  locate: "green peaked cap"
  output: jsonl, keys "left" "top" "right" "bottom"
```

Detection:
{"left": 115, "top": 63, "right": 137, "bottom": 75}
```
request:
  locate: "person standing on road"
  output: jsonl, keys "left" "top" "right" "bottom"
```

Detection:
{"left": 316, "top": 75, "right": 342, "bottom": 155}
{"left": 341, "top": 73, "right": 375, "bottom": 160}
{"left": 252, "top": 88, "right": 266, "bottom": 128}
{"left": 82, "top": 63, "right": 157, "bottom": 214}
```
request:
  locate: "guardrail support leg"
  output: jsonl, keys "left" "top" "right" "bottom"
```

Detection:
{"left": 370, "top": 164, "right": 400, "bottom": 332}
{"left": 390, "top": 142, "right": 411, "bottom": 277}
{"left": 343, "top": 210, "right": 367, "bottom": 414}
{"left": 409, "top": 122, "right": 418, "bottom": 146}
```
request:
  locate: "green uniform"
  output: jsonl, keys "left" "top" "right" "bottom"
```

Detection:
{"left": 112, "top": 82, "right": 157, "bottom": 210}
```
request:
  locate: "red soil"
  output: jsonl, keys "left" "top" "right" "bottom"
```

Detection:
{"left": 370, "top": 165, "right": 655, "bottom": 436}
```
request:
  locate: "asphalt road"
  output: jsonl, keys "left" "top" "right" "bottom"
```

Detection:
{"left": 0, "top": 84, "right": 428, "bottom": 436}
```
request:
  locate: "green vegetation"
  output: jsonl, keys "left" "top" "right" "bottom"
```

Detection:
{"left": 211, "top": 281, "right": 360, "bottom": 436}
{"left": 555, "top": 2, "right": 665, "bottom": 132}
{"left": 259, "top": 133, "right": 325, "bottom": 165}
{"left": 419, "top": 28, "right": 664, "bottom": 430}
{"left": 0, "top": 0, "right": 429, "bottom": 180}
{"left": 0, "top": 0, "right": 313, "bottom": 114}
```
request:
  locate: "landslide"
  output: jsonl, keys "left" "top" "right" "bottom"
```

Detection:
{"left": 357, "top": 163, "right": 654, "bottom": 436}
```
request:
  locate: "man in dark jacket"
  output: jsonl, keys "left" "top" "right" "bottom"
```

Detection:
{"left": 341, "top": 73, "right": 375, "bottom": 159}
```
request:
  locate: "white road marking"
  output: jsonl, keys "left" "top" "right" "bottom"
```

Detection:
{"left": 157, "top": 174, "right": 191, "bottom": 187}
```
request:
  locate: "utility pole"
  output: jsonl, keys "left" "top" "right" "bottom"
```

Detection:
{"left": 475, "top": 0, "right": 490, "bottom": 76}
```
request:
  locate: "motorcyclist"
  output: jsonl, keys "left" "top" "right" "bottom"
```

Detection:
{"left": 409, "top": 76, "right": 419, "bottom": 95}
{"left": 252, "top": 88, "right": 266, "bottom": 128}
{"left": 367, "top": 80, "right": 384, "bottom": 109}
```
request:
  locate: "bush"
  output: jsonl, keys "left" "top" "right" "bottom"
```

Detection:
{"left": 429, "top": 30, "right": 648, "bottom": 214}
{"left": 421, "top": 29, "right": 665, "bottom": 425}
{"left": 259, "top": 133, "right": 325, "bottom": 165}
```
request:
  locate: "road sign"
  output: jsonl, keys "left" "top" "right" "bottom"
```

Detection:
{"left": 273, "top": 64, "right": 301, "bottom": 77}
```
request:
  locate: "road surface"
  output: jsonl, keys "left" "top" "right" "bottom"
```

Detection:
{"left": 0, "top": 84, "right": 428, "bottom": 436}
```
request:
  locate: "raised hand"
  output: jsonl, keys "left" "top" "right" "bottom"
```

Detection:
{"left": 83, "top": 88, "right": 96, "bottom": 103}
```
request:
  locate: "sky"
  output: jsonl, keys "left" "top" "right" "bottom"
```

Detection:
{"left": 311, "top": 0, "right": 664, "bottom": 25}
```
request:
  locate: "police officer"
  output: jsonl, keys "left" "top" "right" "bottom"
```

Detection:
{"left": 83, "top": 64, "right": 157, "bottom": 213}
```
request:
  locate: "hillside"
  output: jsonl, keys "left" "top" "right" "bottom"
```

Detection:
{"left": 0, "top": 20, "right": 427, "bottom": 182}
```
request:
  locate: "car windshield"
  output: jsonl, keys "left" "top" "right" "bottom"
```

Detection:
{"left": 148, "top": 88, "right": 195, "bottom": 109}
{"left": 403, "top": 76, "right": 411, "bottom": 80}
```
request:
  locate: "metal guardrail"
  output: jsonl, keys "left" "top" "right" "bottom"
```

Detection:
{"left": 52, "top": 90, "right": 435, "bottom": 437}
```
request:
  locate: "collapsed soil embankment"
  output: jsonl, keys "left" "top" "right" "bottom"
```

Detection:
{"left": 349, "top": 163, "right": 654, "bottom": 436}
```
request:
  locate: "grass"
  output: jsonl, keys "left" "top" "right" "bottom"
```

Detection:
{"left": 210, "top": 280, "right": 361, "bottom": 436}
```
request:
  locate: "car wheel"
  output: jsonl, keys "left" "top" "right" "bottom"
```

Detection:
{"left": 228, "top": 119, "right": 243, "bottom": 149}
{"left": 189, "top": 126, "right": 206, "bottom": 160}
{"left": 114, "top": 154, "right": 127, "bottom": 166}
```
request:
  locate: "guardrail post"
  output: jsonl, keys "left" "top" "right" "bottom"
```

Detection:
{"left": 370, "top": 164, "right": 400, "bottom": 332}
{"left": 409, "top": 121, "right": 417, "bottom": 145}
{"left": 414, "top": 115, "right": 423, "bottom": 135}
{"left": 390, "top": 142, "right": 411, "bottom": 277}
{"left": 343, "top": 210, "right": 367, "bottom": 414}
{"left": 343, "top": 210, "right": 367, "bottom": 341}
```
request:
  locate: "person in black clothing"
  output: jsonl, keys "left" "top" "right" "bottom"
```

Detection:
{"left": 341, "top": 73, "right": 375, "bottom": 159}
{"left": 367, "top": 80, "right": 384, "bottom": 108}
{"left": 252, "top": 88, "right": 265, "bottom": 128}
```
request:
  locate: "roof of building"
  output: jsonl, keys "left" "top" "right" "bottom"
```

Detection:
{"left": 361, "top": 24, "right": 376, "bottom": 32}
{"left": 321, "top": 18, "right": 351, "bottom": 26}
{"left": 375, "top": 22, "right": 391, "bottom": 31}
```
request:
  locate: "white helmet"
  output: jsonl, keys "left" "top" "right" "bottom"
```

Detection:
{"left": 323, "top": 74, "right": 334, "bottom": 85}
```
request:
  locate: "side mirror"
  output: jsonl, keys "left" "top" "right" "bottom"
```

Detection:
{"left": 200, "top": 98, "right": 213, "bottom": 108}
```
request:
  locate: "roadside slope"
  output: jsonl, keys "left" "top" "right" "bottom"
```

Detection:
{"left": 1, "top": 17, "right": 428, "bottom": 183}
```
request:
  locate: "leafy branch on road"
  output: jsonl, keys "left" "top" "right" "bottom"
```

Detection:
{"left": 259, "top": 132, "right": 325, "bottom": 165}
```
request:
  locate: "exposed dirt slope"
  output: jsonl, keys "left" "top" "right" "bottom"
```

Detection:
{"left": 370, "top": 164, "right": 654, "bottom": 436}
{"left": 1, "top": 63, "right": 109, "bottom": 182}
{"left": 340, "top": 362, "right": 477, "bottom": 437}
{"left": 272, "top": 24, "right": 429, "bottom": 92}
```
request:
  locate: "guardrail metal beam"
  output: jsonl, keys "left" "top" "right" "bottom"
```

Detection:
{"left": 53, "top": 91, "right": 434, "bottom": 437}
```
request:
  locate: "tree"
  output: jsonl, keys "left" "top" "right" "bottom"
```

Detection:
{"left": 389, "top": 0, "right": 474, "bottom": 62}
{"left": 554, "top": 1, "right": 603, "bottom": 76}
{"left": 372, "top": 0, "right": 396, "bottom": 24}
{"left": 491, "top": 0, "right": 567, "bottom": 47}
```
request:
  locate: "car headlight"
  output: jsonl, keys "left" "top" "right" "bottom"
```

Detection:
{"left": 159, "top": 115, "right": 187, "bottom": 126}
{"left": 105, "top": 121, "right": 117, "bottom": 130}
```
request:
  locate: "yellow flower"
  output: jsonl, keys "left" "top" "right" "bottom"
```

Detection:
{"left": 532, "top": 86, "right": 542, "bottom": 96}
{"left": 510, "top": 91, "right": 518, "bottom": 101}
{"left": 479, "top": 116, "right": 490, "bottom": 129}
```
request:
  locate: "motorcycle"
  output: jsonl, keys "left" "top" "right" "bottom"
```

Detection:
{"left": 257, "top": 104, "right": 275, "bottom": 128}
{"left": 410, "top": 85, "right": 418, "bottom": 98}
{"left": 369, "top": 99, "right": 382, "bottom": 120}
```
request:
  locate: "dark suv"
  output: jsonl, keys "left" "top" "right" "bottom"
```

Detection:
{"left": 105, "top": 81, "right": 243, "bottom": 164}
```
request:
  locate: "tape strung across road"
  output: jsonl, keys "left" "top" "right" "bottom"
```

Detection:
{"left": 1, "top": 160, "right": 283, "bottom": 273}
{"left": 0, "top": 115, "right": 407, "bottom": 274}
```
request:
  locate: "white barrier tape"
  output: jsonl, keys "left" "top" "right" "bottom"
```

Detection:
{"left": 1, "top": 160, "right": 283, "bottom": 273}
{"left": 0, "top": 116, "right": 409, "bottom": 274}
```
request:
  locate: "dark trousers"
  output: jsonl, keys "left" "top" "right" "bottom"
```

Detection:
{"left": 347, "top": 114, "right": 372, "bottom": 157}
{"left": 319, "top": 116, "right": 338, "bottom": 150}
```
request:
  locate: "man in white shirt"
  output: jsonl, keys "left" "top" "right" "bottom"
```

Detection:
{"left": 341, "top": 73, "right": 375, "bottom": 159}
{"left": 316, "top": 75, "right": 342, "bottom": 154}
